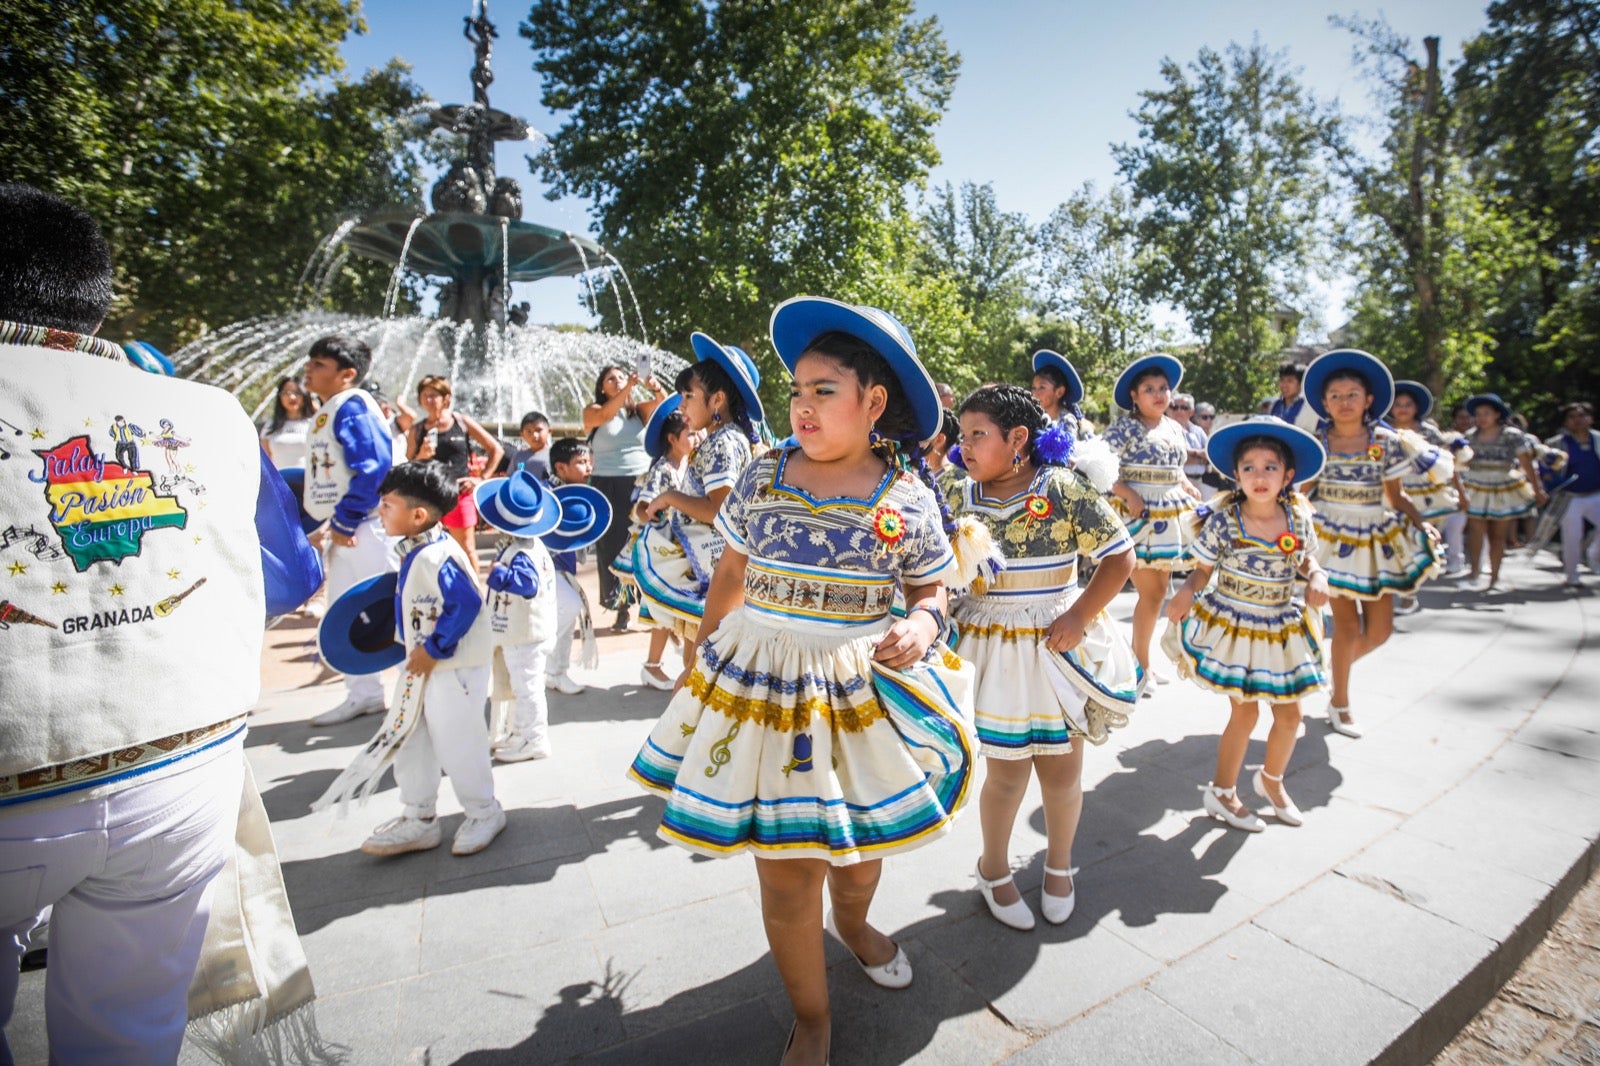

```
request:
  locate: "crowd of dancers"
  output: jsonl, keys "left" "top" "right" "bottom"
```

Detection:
{"left": 293, "top": 305, "right": 1596, "bottom": 1066}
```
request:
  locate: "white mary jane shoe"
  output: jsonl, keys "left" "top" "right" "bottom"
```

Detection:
{"left": 1040, "top": 865, "right": 1079, "bottom": 925}
{"left": 974, "top": 859, "right": 1036, "bottom": 931}
{"left": 1327, "top": 704, "right": 1363, "bottom": 738}
{"left": 1199, "top": 783, "right": 1264, "bottom": 832}
{"left": 823, "top": 911, "right": 912, "bottom": 989}
{"left": 1251, "top": 767, "right": 1304, "bottom": 827}
{"left": 639, "top": 662, "right": 676, "bottom": 691}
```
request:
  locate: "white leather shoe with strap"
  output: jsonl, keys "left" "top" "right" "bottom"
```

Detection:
{"left": 975, "top": 859, "right": 1036, "bottom": 931}
{"left": 1199, "top": 783, "right": 1264, "bottom": 832}
{"left": 1327, "top": 704, "right": 1362, "bottom": 738}
{"left": 1040, "top": 865, "right": 1079, "bottom": 925}
{"left": 1252, "top": 767, "right": 1304, "bottom": 827}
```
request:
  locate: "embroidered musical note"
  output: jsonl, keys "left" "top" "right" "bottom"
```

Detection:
{"left": 153, "top": 577, "right": 207, "bottom": 617}
{"left": 0, "top": 599, "right": 57, "bottom": 630}
{"left": 705, "top": 719, "right": 741, "bottom": 778}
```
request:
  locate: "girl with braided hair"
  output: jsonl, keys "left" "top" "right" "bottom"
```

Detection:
{"left": 635, "top": 333, "right": 764, "bottom": 667}
{"left": 949, "top": 385, "right": 1140, "bottom": 930}
{"left": 1164, "top": 418, "right": 1331, "bottom": 831}
{"left": 629, "top": 298, "right": 978, "bottom": 1066}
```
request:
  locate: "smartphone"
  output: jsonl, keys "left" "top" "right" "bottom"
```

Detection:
{"left": 635, "top": 353, "right": 652, "bottom": 384}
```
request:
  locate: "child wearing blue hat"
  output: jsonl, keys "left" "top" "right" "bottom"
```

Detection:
{"left": 1389, "top": 381, "right": 1474, "bottom": 583}
{"left": 477, "top": 468, "right": 564, "bottom": 762}
{"left": 1165, "top": 418, "right": 1331, "bottom": 831}
{"left": 636, "top": 332, "right": 764, "bottom": 666}
{"left": 1104, "top": 354, "right": 1203, "bottom": 682}
{"left": 630, "top": 297, "right": 979, "bottom": 1066}
{"left": 1460, "top": 393, "right": 1547, "bottom": 590}
{"left": 314, "top": 461, "right": 505, "bottom": 858}
{"left": 544, "top": 437, "right": 602, "bottom": 693}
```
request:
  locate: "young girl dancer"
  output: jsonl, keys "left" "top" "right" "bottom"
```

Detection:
{"left": 630, "top": 298, "right": 978, "bottom": 1066}
{"left": 1303, "top": 350, "right": 1442, "bottom": 738}
{"left": 1030, "top": 349, "right": 1092, "bottom": 438}
{"left": 635, "top": 334, "right": 764, "bottom": 666}
{"left": 1460, "top": 393, "right": 1547, "bottom": 591}
{"left": 1389, "top": 381, "right": 1473, "bottom": 585}
{"left": 1165, "top": 418, "right": 1330, "bottom": 831}
{"left": 949, "top": 385, "right": 1139, "bottom": 930}
{"left": 1104, "top": 354, "right": 1202, "bottom": 681}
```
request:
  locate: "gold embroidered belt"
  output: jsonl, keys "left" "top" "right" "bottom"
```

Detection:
{"left": 1122, "top": 464, "right": 1181, "bottom": 486}
{"left": 0, "top": 716, "right": 246, "bottom": 807}
{"left": 988, "top": 560, "right": 1078, "bottom": 595}
{"left": 1318, "top": 482, "right": 1384, "bottom": 507}
{"left": 744, "top": 562, "right": 895, "bottom": 623}
{"left": 1216, "top": 571, "right": 1294, "bottom": 606}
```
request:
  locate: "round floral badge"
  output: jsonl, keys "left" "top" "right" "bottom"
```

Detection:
{"left": 1276, "top": 532, "right": 1301, "bottom": 554}
{"left": 1366, "top": 443, "right": 1384, "bottom": 462}
{"left": 872, "top": 506, "right": 907, "bottom": 550}
{"left": 1023, "top": 494, "right": 1054, "bottom": 521}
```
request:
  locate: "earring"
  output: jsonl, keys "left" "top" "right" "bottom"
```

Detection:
{"left": 712, "top": 411, "right": 722, "bottom": 425}
{"left": 1011, "top": 451, "right": 1024, "bottom": 474}
{"left": 869, "top": 426, "right": 882, "bottom": 445}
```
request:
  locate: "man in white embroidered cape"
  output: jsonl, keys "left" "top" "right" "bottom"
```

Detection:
{"left": 0, "top": 183, "right": 324, "bottom": 1063}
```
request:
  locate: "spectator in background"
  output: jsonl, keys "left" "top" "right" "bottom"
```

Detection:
{"left": 1170, "top": 391, "right": 1210, "bottom": 490}
{"left": 1269, "top": 361, "right": 1319, "bottom": 431}
{"left": 506, "top": 410, "right": 553, "bottom": 480}
{"left": 1452, "top": 406, "right": 1473, "bottom": 434}
{"left": 1547, "top": 401, "right": 1600, "bottom": 587}
{"left": 260, "top": 376, "right": 317, "bottom": 471}
{"left": 1193, "top": 402, "right": 1227, "bottom": 491}
{"left": 366, "top": 381, "right": 411, "bottom": 465}
{"left": 937, "top": 381, "right": 956, "bottom": 409}
{"left": 583, "top": 366, "right": 668, "bottom": 632}
{"left": 408, "top": 374, "right": 504, "bottom": 561}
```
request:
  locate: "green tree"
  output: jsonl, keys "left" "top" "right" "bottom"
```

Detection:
{"left": 0, "top": 2, "right": 427, "bottom": 350}
{"left": 521, "top": 0, "right": 962, "bottom": 408}
{"left": 1113, "top": 42, "right": 1338, "bottom": 412}
{"left": 1034, "top": 182, "right": 1154, "bottom": 392}
{"left": 914, "top": 181, "right": 1034, "bottom": 385}
{"left": 1455, "top": 0, "right": 1600, "bottom": 426}
{"left": 1328, "top": 19, "right": 1533, "bottom": 410}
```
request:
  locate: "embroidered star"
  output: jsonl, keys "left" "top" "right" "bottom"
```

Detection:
{"left": 167, "top": 569, "right": 181, "bottom": 580}
{"left": 193, "top": 535, "right": 204, "bottom": 544}
{"left": 6, "top": 561, "right": 26, "bottom": 576}
{"left": 83, "top": 417, "right": 94, "bottom": 427}
{"left": 51, "top": 581, "right": 67, "bottom": 595}
{"left": 184, "top": 463, "right": 197, "bottom": 474}
{"left": 108, "top": 583, "right": 125, "bottom": 596}
{"left": 30, "top": 427, "right": 45, "bottom": 440}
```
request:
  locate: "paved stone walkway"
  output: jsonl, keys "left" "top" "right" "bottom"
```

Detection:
{"left": 7, "top": 551, "right": 1598, "bottom": 1065}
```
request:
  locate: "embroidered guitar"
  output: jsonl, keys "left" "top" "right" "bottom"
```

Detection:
{"left": 154, "top": 577, "right": 207, "bottom": 617}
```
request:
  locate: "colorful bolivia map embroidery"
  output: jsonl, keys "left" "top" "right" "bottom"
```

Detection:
{"left": 29, "top": 434, "right": 188, "bottom": 571}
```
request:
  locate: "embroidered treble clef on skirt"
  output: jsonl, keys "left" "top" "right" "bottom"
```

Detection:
{"left": 705, "top": 719, "right": 741, "bottom": 778}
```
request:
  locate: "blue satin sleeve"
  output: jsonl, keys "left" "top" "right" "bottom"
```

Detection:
{"left": 424, "top": 557, "right": 482, "bottom": 659}
{"left": 257, "top": 450, "right": 324, "bottom": 616}
{"left": 487, "top": 553, "right": 541, "bottom": 598}
{"left": 330, "top": 399, "right": 393, "bottom": 534}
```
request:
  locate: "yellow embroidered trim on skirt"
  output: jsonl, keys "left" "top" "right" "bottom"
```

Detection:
{"left": 1215, "top": 571, "right": 1294, "bottom": 607}
{"left": 686, "top": 668, "right": 887, "bottom": 734}
{"left": 1191, "top": 600, "right": 1306, "bottom": 642}
{"left": 744, "top": 564, "right": 896, "bottom": 622}
{"left": 1121, "top": 464, "right": 1181, "bottom": 485}
{"left": 1317, "top": 483, "right": 1385, "bottom": 507}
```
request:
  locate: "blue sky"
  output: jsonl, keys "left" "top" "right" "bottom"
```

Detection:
{"left": 339, "top": 0, "right": 1492, "bottom": 335}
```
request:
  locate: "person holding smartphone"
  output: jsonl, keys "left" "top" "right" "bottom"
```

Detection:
{"left": 583, "top": 363, "right": 668, "bottom": 631}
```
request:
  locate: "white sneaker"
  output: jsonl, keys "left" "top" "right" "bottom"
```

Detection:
{"left": 360, "top": 816, "right": 442, "bottom": 856}
{"left": 545, "top": 673, "right": 584, "bottom": 695}
{"left": 493, "top": 735, "right": 551, "bottom": 763}
{"left": 452, "top": 807, "right": 508, "bottom": 855}
{"left": 310, "top": 695, "right": 386, "bottom": 727}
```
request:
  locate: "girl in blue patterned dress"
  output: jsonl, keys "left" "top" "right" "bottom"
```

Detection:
{"left": 949, "top": 385, "right": 1139, "bottom": 931}
{"left": 1460, "top": 393, "right": 1547, "bottom": 591}
{"left": 1302, "top": 350, "right": 1442, "bottom": 739}
{"left": 634, "top": 333, "right": 763, "bottom": 665}
{"left": 1104, "top": 354, "right": 1203, "bottom": 682}
{"left": 1166, "top": 418, "right": 1331, "bottom": 831}
{"left": 1390, "top": 381, "right": 1474, "bottom": 589}
{"left": 629, "top": 298, "right": 977, "bottom": 1066}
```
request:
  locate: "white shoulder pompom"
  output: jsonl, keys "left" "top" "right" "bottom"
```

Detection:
{"left": 1396, "top": 427, "right": 1454, "bottom": 487}
{"left": 1070, "top": 436, "right": 1120, "bottom": 494}
{"left": 950, "top": 515, "right": 1004, "bottom": 593}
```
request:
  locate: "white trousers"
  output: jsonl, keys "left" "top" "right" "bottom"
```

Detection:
{"left": 0, "top": 740, "right": 244, "bottom": 1066}
{"left": 501, "top": 639, "right": 552, "bottom": 745}
{"left": 1560, "top": 493, "right": 1600, "bottom": 580}
{"left": 1439, "top": 510, "right": 1468, "bottom": 573}
{"left": 550, "top": 573, "right": 582, "bottom": 675}
{"left": 394, "top": 664, "right": 499, "bottom": 821}
{"left": 325, "top": 514, "right": 399, "bottom": 702}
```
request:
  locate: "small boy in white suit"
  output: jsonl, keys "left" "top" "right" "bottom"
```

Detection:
{"left": 476, "top": 468, "right": 564, "bottom": 762}
{"left": 313, "top": 461, "right": 507, "bottom": 857}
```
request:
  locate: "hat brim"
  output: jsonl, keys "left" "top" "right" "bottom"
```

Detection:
{"left": 690, "top": 333, "right": 765, "bottom": 426}
{"left": 1392, "top": 380, "right": 1434, "bottom": 421}
{"left": 643, "top": 393, "right": 683, "bottom": 460}
{"left": 1304, "top": 349, "right": 1394, "bottom": 421}
{"left": 1465, "top": 394, "right": 1510, "bottom": 419}
{"left": 543, "top": 484, "right": 613, "bottom": 553}
{"left": 276, "top": 468, "right": 323, "bottom": 536}
{"left": 769, "top": 296, "right": 941, "bottom": 445}
{"left": 1113, "top": 355, "right": 1184, "bottom": 412}
{"left": 317, "top": 571, "right": 404, "bottom": 676}
{"left": 1205, "top": 417, "right": 1326, "bottom": 484}
{"left": 475, "top": 476, "right": 563, "bottom": 537}
{"left": 1031, "top": 350, "right": 1085, "bottom": 406}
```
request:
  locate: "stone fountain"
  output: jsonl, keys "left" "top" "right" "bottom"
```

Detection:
{"left": 173, "top": 0, "right": 677, "bottom": 425}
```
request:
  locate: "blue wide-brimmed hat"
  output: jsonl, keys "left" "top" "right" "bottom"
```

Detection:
{"left": 276, "top": 467, "right": 323, "bottom": 536}
{"left": 1465, "top": 392, "right": 1511, "bottom": 420}
{"left": 769, "top": 296, "right": 941, "bottom": 445}
{"left": 124, "top": 340, "right": 174, "bottom": 376}
{"left": 1031, "top": 350, "right": 1085, "bottom": 406}
{"left": 1205, "top": 415, "right": 1326, "bottom": 484}
{"left": 1393, "top": 380, "right": 1435, "bottom": 421}
{"left": 542, "top": 484, "right": 613, "bottom": 553}
{"left": 643, "top": 393, "right": 684, "bottom": 460}
{"left": 475, "top": 469, "right": 563, "bottom": 537}
{"left": 1304, "top": 349, "right": 1394, "bottom": 421}
{"left": 317, "top": 572, "right": 404, "bottom": 676}
{"left": 1113, "top": 354, "right": 1184, "bottom": 412}
{"left": 690, "top": 332, "right": 765, "bottom": 426}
